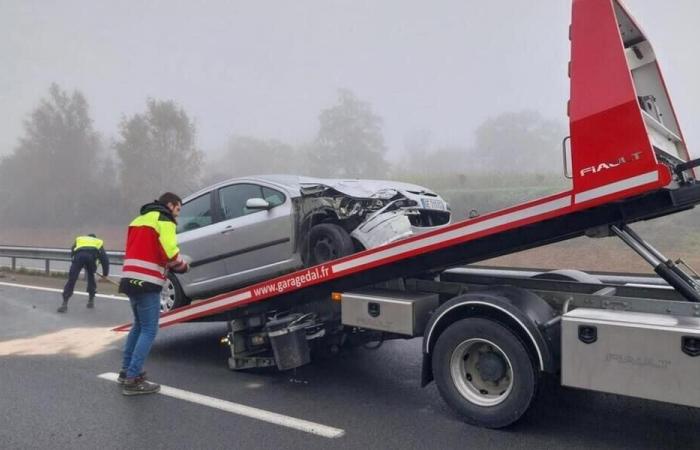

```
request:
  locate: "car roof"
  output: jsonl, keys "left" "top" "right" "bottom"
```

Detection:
{"left": 183, "top": 174, "right": 438, "bottom": 202}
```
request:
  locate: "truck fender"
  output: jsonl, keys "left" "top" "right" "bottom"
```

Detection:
{"left": 421, "top": 286, "right": 559, "bottom": 387}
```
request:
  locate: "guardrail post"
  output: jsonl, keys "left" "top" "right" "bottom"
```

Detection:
{"left": 11, "top": 257, "right": 16, "bottom": 271}
{"left": 45, "top": 259, "right": 50, "bottom": 275}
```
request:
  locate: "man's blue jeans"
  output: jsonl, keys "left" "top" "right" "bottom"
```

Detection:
{"left": 122, "top": 291, "right": 160, "bottom": 378}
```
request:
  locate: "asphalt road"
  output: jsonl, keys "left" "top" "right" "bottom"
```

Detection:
{"left": 1, "top": 281, "right": 699, "bottom": 450}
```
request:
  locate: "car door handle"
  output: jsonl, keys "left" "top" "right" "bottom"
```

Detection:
{"left": 220, "top": 226, "right": 235, "bottom": 235}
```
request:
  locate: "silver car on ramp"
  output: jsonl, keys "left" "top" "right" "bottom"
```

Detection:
{"left": 163, "top": 174, "right": 451, "bottom": 311}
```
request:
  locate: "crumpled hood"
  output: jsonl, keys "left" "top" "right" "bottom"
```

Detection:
{"left": 297, "top": 176, "right": 437, "bottom": 199}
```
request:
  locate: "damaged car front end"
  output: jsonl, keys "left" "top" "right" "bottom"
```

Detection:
{"left": 297, "top": 178, "right": 451, "bottom": 253}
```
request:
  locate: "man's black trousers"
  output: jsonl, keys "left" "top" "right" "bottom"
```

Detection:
{"left": 62, "top": 251, "right": 97, "bottom": 301}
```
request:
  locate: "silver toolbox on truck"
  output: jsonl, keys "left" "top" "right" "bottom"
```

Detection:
{"left": 340, "top": 290, "right": 439, "bottom": 337}
{"left": 562, "top": 308, "right": 700, "bottom": 407}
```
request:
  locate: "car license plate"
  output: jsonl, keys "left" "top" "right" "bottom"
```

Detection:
{"left": 421, "top": 198, "right": 444, "bottom": 210}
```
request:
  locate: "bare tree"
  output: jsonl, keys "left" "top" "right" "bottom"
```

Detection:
{"left": 206, "top": 135, "right": 300, "bottom": 182}
{"left": 472, "top": 110, "right": 566, "bottom": 174}
{"left": 306, "top": 89, "right": 388, "bottom": 178}
{"left": 115, "top": 99, "right": 203, "bottom": 210}
{"left": 0, "top": 84, "right": 103, "bottom": 226}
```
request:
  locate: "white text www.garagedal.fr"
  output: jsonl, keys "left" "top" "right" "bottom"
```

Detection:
{"left": 252, "top": 265, "right": 331, "bottom": 297}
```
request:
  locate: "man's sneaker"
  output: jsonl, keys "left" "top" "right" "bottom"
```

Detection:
{"left": 57, "top": 301, "right": 68, "bottom": 313}
{"left": 122, "top": 378, "right": 160, "bottom": 396}
{"left": 117, "top": 370, "right": 146, "bottom": 385}
{"left": 86, "top": 298, "right": 95, "bottom": 309}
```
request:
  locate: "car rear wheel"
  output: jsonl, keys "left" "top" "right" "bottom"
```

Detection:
{"left": 308, "top": 223, "right": 354, "bottom": 266}
{"left": 161, "top": 273, "right": 189, "bottom": 312}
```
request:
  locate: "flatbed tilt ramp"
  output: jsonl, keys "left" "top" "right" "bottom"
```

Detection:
{"left": 116, "top": 0, "right": 700, "bottom": 331}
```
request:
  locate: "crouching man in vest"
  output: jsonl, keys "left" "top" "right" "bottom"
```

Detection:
{"left": 58, "top": 234, "right": 110, "bottom": 313}
{"left": 118, "top": 192, "right": 190, "bottom": 395}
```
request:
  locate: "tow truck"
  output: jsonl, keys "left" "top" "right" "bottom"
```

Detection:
{"left": 116, "top": 0, "right": 700, "bottom": 428}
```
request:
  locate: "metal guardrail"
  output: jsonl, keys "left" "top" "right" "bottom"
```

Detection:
{"left": 0, "top": 245, "right": 124, "bottom": 274}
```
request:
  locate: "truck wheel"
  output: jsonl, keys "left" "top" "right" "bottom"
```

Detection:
{"left": 161, "top": 273, "right": 189, "bottom": 312}
{"left": 432, "top": 318, "right": 537, "bottom": 428}
{"left": 308, "top": 223, "right": 354, "bottom": 266}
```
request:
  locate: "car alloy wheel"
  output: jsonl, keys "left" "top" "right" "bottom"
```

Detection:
{"left": 161, "top": 279, "right": 176, "bottom": 312}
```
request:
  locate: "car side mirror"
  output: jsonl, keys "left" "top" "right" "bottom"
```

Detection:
{"left": 246, "top": 198, "right": 271, "bottom": 210}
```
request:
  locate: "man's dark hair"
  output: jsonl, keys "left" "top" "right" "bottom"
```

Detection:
{"left": 88, "top": 233, "right": 96, "bottom": 238}
{"left": 158, "top": 192, "right": 182, "bottom": 206}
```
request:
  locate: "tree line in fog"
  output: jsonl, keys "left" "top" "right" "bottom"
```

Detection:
{"left": 0, "top": 83, "right": 566, "bottom": 227}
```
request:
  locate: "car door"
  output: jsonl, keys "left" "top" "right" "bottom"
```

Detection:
{"left": 215, "top": 182, "right": 296, "bottom": 289}
{"left": 175, "top": 191, "right": 228, "bottom": 297}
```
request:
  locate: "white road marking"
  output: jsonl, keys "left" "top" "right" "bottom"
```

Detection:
{"left": 98, "top": 372, "right": 345, "bottom": 439}
{"left": 0, "top": 281, "right": 127, "bottom": 301}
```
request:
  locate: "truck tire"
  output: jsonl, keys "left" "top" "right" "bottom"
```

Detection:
{"left": 308, "top": 223, "right": 354, "bottom": 266}
{"left": 432, "top": 317, "right": 538, "bottom": 428}
{"left": 161, "top": 273, "right": 189, "bottom": 312}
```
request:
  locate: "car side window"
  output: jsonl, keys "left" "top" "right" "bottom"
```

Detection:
{"left": 177, "top": 194, "right": 213, "bottom": 233}
{"left": 219, "top": 184, "right": 265, "bottom": 220}
{"left": 262, "top": 186, "right": 285, "bottom": 207}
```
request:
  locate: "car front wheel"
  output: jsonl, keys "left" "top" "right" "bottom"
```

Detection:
{"left": 307, "top": 223, "right": 354, "bottom": 266}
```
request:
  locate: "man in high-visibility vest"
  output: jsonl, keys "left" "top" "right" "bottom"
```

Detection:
{"left": 118, "top": 192, "right": 189, "bottom": 395}
{"left": 57, "top": 233, "right": 110, "bottom": 313}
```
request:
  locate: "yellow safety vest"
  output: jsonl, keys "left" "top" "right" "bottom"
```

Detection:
{"left": 74, "top": 236, "right": 104, "bottom": 251}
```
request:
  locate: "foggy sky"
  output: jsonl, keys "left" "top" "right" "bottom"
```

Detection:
{"left": 1, "top": 0, "right": 698, "bottom": 162}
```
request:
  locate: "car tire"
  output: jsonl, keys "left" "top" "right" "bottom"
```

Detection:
{"left": 308, "top": 223, "right": 354, "bottom": 266}
{"left": 432, "top": 317, "right": 538, "bottom": 429}
{"left": 161, "top": 273, "right": 189, "bottom": 312}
